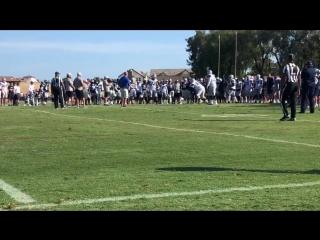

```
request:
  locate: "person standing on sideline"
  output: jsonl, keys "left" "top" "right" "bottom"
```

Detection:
{"left": 266, "top": 73, "right": 274, "bottom": 103}
{"left": 50, "top": 71, "right": 65, "bottom": 109}
{"left": 103, "top": 76, "right": 111, "bottom": 106}
{"left": 7, "top": 82, "right": 14, "bottom": 106}
{"left": 64, "top": 73, "right": 75, "bottom": 107}
{"left": 118, "top": 71, "right": 130, "bottom": 107}
{"left": 14, "top": 82, "right": 21, "bottom": 106}
{"left": 73, "top": 72, "right": 86, "bottom": 108}
{"left": 0, "top": 78, "right": 8, "bottom": 106}
{"left": 280, "top": 54, "right": 301, "bottom": 121}
{"left": 300, "top": 61, "right": 317, "bottom": 114}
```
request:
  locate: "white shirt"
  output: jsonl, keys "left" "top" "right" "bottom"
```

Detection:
{"left": 28, "top": 84, "right": 35, "bottom": 93}
{"left": 194, "top": 81, "right": 204, "bottom": 91}
{"left": 130, "top": 83, "right": 136, "bottom": 89}
{"left": 148, "top": 79, "right": 157, "bottom": 91}
{"left": 136, "top": 83, "right": 142, "bottom": 92}
{"left": 0, "top": 81, "right": 8, "bottom": 91}
{"left": 14, "top": 86, "right": 21, "bottom": 94}
{"left": 206, "top": 74, "right": 216, "bottom": 87}
{"left": 160, "top": 84, "right": 168, "bottom": 93}
{"left": 66, "top": 78, "right": 73, "bottom": 92}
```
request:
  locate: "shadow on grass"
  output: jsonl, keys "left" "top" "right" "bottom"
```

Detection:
{"left": 156, "top": 166, "right": 320, "bottom": 175}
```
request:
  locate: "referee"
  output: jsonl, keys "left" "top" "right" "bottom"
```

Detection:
{"left": 280, "top": 54, "right": 301, "bottom": 121}
{"left": 50, "top": 71, "right": 65, "bottom": 109}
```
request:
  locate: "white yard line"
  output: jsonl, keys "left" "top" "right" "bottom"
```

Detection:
{"left": 8, "top": 180, "right": 320, "bottom": 210}
{"left": 0, "top": 179, "right": 35, "bottom": 203}
{"left": 201, "top": 114, "right": 268, "bottom": 118}
{"left": 34, "top": 110, "right": 320, "bottom": 148}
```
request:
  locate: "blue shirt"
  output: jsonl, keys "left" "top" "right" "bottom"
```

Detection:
{"left": 119, "top": 76, "right": 130, "bottom": 88}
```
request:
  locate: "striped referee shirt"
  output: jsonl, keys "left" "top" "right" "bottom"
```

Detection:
{"left": 51, "top": 77, "right": 63, "bottom": 88}
{"left": 282, "top": 63, "right": 300, "bottom": 83}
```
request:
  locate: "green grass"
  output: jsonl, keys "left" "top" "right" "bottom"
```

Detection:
{"left": 0, "top": 103, "right": 320, "bottom": 210}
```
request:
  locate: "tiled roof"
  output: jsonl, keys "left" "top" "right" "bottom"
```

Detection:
{"left": 150, "top": 69, "right": 192, "bottom": 76}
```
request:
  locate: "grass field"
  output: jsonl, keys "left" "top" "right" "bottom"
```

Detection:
{"left": 1, "top": 102, "right": 320, "bottom": 211}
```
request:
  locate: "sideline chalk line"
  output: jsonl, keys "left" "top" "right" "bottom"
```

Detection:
{"left": 5, "top": 180, "right": 320, "bottom": 210}
{"left": 0, "top": 179, "right": 35, "bottom": 203}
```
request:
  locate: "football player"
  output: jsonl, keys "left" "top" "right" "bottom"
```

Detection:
{"left": 227, "top": 75, "right": 237, "bottom": 103}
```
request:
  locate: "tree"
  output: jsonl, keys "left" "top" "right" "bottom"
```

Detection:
{"left": 186, "top": 30, "right": 253, "bottom": 78}
{"left": 186, "top": 30, "right": 320, "bottom": 78}
{"left": 185, "top": 30, "right": 207, "bottom": 77}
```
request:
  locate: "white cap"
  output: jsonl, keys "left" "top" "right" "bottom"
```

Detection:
{"left": 30, "top": 79, "right": 35, "bottom": 83}
{"left": 77, "top": 72, "right": 82, "bottom": 76}
{"left": 104, "top": 76, "right": 108, "bottom": 79}
{"left": 67, "top": 73, "right": 72, "bottom": 76}
{"left": 3, "top": 78, "right": 6, "bottom": 81}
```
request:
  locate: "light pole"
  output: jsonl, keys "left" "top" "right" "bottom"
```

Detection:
{"left": 218, "top": 35, "right": 221, "bottom": 78}
{"left": 235, "top": 31, "right": 238, "bottom": 78}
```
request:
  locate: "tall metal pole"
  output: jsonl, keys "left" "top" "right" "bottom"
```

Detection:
{"left": 235, "top": 31, "right": 237, "bottom": 78}
{"left": 218, "top": 35, "right": 220, "bottom": 78}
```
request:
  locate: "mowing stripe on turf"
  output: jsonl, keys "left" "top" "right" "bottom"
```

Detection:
{"left": 0, "top": 179, "right": 35, "bottom": 203}
{"left": 133, "top": 106, "right": 319, "bottom": 122}
{"left": 6, "top": 180, "right": 320, "bottom": 210}
{"left": 133, "top": 107, "right": 268, "bottom": 117}
{"left": 34, "top": 110, "right": 320, "bottom": 148}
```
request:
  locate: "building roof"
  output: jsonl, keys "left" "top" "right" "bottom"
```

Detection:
{"left": 0, "top": 76, "right": 15, "bottom": 80}
{"left": 118, "top": 69, "right": 149, "bottom": 78}
{"left": 23, "top": 75, "right": 36, "bottom": 78}
{"left": 150, "top": 68, "right": 192, "bottom": 76}
{"left": 131, "top": 69, "right": 148, "bottom": 77}
{"left": 0, "top": 76, "right": 24, "bottom": 82}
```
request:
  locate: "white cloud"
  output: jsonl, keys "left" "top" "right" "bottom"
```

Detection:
{"left": 0, "top": 41, "right": 185, "bottom": 54}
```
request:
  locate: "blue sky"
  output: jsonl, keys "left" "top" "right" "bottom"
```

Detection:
{"left": 0, "top": 30, "right": 195, "bottom": 80}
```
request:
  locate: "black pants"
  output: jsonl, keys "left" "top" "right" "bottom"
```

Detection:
{"left": 300, "top": 85, "right": 315, "bottom": 113}
{"left": 53, "top": 88, "right": 64, "bottom": 109}
{"left": 281, "top": 82, "right": 298, "bottom": 118}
